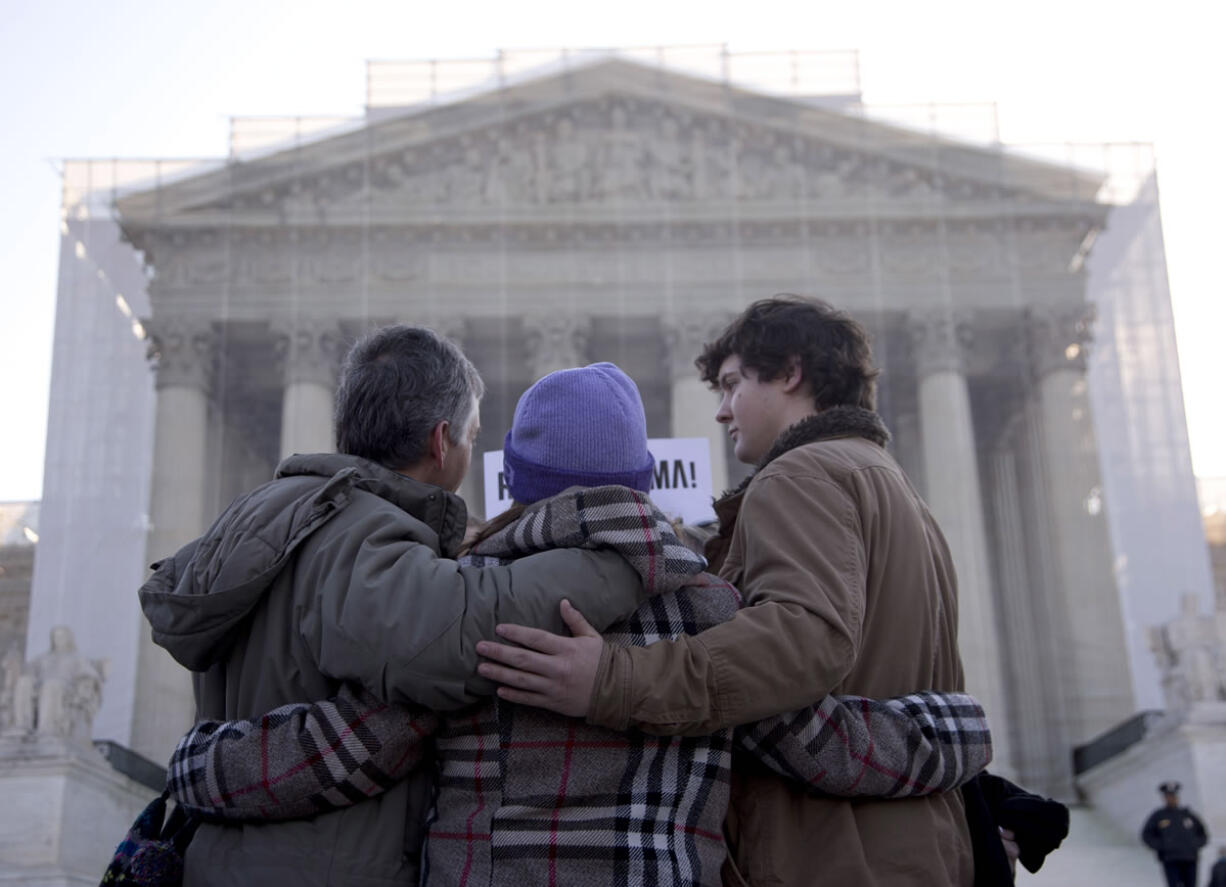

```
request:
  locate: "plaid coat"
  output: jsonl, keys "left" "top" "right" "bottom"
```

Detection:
{"left": 169, "top": 487, "right": 991, "bottom": 886}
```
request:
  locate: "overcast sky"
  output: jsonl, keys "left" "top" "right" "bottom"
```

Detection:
{"left": 2, "top": 0, "right": 1222, "bottom": 502}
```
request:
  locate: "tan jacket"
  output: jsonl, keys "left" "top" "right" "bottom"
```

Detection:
{"left": 588, "top": 408, "right": 973, "bottom": 886}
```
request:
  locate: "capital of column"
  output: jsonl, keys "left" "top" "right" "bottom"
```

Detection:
{"left": 909, "top": 310, "right": 974, "bottom": 378}
{"left": 144, "top": 317, "right": 216, "bottom": 391}
{"left": 663, "top": 314, "right": 733, "bottom": 380}
{"left": 523, "top": 314, "right": 591, "bottom": 379}
{"left": 1026, "top": 304, "right": 1094, "bottom": 378}
{"left": 273, "top": 318, "right": 344, "bottom": 388}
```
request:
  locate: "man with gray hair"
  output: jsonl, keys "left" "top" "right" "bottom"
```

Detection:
{"left": 138, "top": 325, "right": 645, "bottom": 886}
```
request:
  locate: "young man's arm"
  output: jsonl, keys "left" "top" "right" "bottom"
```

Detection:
{"left": 167, "top": 684, "right": 438, "bottom": 820}
{"left": 735, "top": 691, "right": 992, "bottom": 797}
{"left": 480, "top": 469, "right": 867, "bottom": 733}
{"left": 299, "top": 503, "right": 646, "bottom": 712}
{"left": 166, "top": 688, "right": 989, "bottom": 819}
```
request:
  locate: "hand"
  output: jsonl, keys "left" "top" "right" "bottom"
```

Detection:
{"left": 475, "top": 600, "right": 604, "bottom": 717}
{"left": 1000, "top": 827, "right": 1019, "bottom": 877}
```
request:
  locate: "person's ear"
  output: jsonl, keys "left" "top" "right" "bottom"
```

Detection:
{"left": 780, "top": 357, "right": 805, "bottom": 394}
{"left": 428, "top": 420, "right": 451, "bottom": 470}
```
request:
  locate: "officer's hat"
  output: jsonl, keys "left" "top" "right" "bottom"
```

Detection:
{"left": 1159, "top": 781, "right": 1181, "bottom": 794}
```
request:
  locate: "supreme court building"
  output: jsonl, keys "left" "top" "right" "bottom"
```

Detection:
{"left": 30, "top": 49, "right": 1215, "bottom": 798}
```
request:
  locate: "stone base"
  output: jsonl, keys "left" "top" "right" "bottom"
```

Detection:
{"left": 0, "top": 735, "right": 158, "bottom": 885}
{"left": 1077, "top": 702, "right": 1226, "bottom": 845}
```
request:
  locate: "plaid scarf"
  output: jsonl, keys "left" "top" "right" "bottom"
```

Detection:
{"left": 736, "top": 691, "right": 990, "bottom": 797}
{"left": 167, "top": 486, "right": 992, "bottom": 886}
{"left": 461, "top": 485, "right": 706, "bottom": 594}
{"left": 427, "top": 568, "right": 739, "bottom": 887}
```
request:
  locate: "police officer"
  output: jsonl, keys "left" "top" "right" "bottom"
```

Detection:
{"left": 1141, "top": 781, "right": 1209, "bottom": 887}
{"left": 1209, "top": 846, "right": 1226, "bottom": 887}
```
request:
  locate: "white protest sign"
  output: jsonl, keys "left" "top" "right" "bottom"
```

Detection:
{"left": 642, "top": 437, "right": 717, "bottom": 525}
{"left": 482, "top": 448, "right": 512, "bottom": 520}
{"left": 482, "top": 437, "right": 716, "bottom": 525}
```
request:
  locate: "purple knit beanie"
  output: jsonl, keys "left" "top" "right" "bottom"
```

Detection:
{"left": 503, "top": 362, "right": 654, "bottom": 504}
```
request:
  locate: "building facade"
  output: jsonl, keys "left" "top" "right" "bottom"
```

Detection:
{"left": 29, "top": 50, "right": 1212, "bottom": 797}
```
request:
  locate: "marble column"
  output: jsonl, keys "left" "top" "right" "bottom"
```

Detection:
{"left": 1028, "top": 306, "right": 1135, "bottom": 742}
{"left": 523, "top": 314, "right": 590, "bottom": 380}
{"left": 665, "top": 316, "right": 729, "bottom": 496}
{"left": 275, "top": 319, "right": 343, "bottom": 460}
{"left": 1015, "top": 405, "right": 1081, "bottom": 799}
{"left": 131, "top": 317, "right": 215, "bottom": 762}
{"left": 911, "top": 310, "right": 1012, "bottom": 775}
{"left": 988, "top": 441, "right": 1072, "bottom": 796}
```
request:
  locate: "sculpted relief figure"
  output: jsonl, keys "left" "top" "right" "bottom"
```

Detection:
{"left": 325, "top": 101, "right": 949, "bottom": 212}
{"left": 767, "top": 141, "right": 808, "bottom": 199}
{"left": 596, "top": 104, "right": 645, "bottom": 201}
{"left": 483, "top": 137, "right": 534, "bottom": 205}
{"left": 734, "top": 134, "right": 773, "bottom": 200}
{"left": 645, "top": 116, "right": 690, "bottom": 201}
{"left": 273, "top": 99, "right": 997, "bottom": 214}
{"left": 811, "top": 149, "right": 858, "bottom": 199}
{"left": 381, "top": 154, "right": 433, "bottom": 206}
{"left": 701, "top": 125, "right": 737, "bottom": 200}
{"left": 442, "top": 143, "right": 485, "bottom": 204}
{"left": 546, "top": 118, "right": 590, "bottom": 203}
{"left": 599, "top": 131, "right": 646, "bottom": 201}
{"left": 5, "top": 626, "right": 107, "bottom": 744}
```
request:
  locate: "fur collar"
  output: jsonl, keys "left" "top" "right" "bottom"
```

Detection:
{"left": 723, "top": 406, "right": 891, "bottom": 500}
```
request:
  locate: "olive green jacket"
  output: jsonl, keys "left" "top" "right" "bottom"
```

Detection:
{"left": 140, "top": 453, "right": 643, "bottom": 887}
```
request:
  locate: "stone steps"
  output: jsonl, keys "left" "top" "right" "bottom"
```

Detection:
{"left": 1017, "top": 806, "right": 1166, "bottom": 886}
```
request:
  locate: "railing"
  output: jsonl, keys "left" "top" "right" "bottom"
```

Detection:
{"left": 58, "top": 49, "right": 1156, "bottom": 213}
{"left": 59, "top": 158, "right": 218, "bottom": 215}
{"left": 94, "top": 739, "right": 167, "bottom": 793}
{"left": 1072, "top": 710, "right": 1165, "bottom": 775}
{"left": 365, "top": 45, "right": 862, "bottom": 109}
{"left": 229, "top": 115, "right": 358, "bottom": 159}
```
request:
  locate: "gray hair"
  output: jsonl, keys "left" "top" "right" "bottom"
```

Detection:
{"left": 334, "top": 325, "right": 484, "bottom": 469}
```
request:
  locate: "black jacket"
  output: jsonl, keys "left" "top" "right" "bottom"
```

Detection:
{"left": 963, "top": 771, "right": 1070, "bottom": 886}
{"left": 1142, "top": 804, "right": 1208, "bottom": 862}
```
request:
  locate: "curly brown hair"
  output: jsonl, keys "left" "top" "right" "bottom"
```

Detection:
{"left": 696, "top": 296, "right": 879, "bottom": 411}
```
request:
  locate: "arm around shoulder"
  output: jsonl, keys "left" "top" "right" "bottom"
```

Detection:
{"left": 588, "top": 470, "right": 865, "bottom": 734}
{"left": 304, "top": 523, "right": 644, "bottom": 711}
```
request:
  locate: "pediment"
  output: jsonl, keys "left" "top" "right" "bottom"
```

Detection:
{"left": 117, "top": 57, "right": 1105, "bottom": 227}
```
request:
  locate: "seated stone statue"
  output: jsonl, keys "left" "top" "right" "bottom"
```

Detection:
{"left": 1150, "top": 594, "right": 1226, "bottom": 717}
{"left": 7, "top": 626, "right": 106, "bottom": 745}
